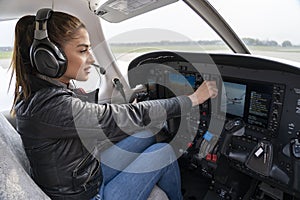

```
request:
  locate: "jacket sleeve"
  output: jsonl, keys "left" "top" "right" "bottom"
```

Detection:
{"left": 16, "top": 91, "right": 192, "bottom": 141}
{"left": 70, "top": 95, "right": 192, "bottom": 141}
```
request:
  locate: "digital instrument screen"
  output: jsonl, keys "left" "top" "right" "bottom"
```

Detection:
{"left": 168, "top": 73, "right": 195, "bottom": 88}
{"left": 222, "top": 82, "right": 246, "bottom": 117}
{"left": 246, "top": 84, "right": 273, "bottom": 129}
{"left": 222, "top": 80, "right": 273, "bottom": 130}
{"left": 185, "top": 75, "right": 196, "bottom": 88}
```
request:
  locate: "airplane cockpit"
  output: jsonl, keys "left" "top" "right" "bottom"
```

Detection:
{"left": 0, "top": 0, "right": 300, "bottom": 199}
{"left": 127, "top": 50, "right": 300, "bottom": 199}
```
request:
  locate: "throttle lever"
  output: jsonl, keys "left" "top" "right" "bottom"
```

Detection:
{"left": 224, "top": 118, "right": 245, "bottom": 136}
{"left": 291, "top": 138, "right": 300, "bottom": 158}
{"left": 220, "top": 118, "right": 245, "bottom": 155}
{"left": 290, "top": 138, "right": 300, "bottom": 192}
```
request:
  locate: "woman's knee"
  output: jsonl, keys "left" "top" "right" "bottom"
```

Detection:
{"left": 131, "top": 129, "right": 156, "bottom": 142}
{"left": 144, "top": 143, "right": 177, "bottom": 162}
{"left": 145, "top": 143, "right": 173, "bottom": 152}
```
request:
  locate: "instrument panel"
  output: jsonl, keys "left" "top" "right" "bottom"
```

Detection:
{"left": 128, "top": 51, "right": 300, "bottom": 199}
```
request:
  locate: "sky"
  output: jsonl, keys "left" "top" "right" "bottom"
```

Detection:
{"left": 0, "top": 20, "right": 17, "bottom": 47}
{"left": 209, "top": 0, "right": 300, "bottom": 45}
{"left": 1, "top": 0, "right": 300, "bottom": 46}
{"left": 100, "top": 0, "right": 300, "bottom": 45}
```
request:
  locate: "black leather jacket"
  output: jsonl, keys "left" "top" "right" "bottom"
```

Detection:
{"left": 16, "top": 75, "right": 192, "bottom": 200}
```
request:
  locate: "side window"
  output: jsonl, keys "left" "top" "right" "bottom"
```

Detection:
{"left": 0, "top": 20, "right": 17, "bottom": 111}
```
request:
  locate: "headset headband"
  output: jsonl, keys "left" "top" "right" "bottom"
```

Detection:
{"left": 30, "top": 8, "right": 67, "bottom": 78}
{"left": 34, "top": 8, "right": 53, "bottom": 40}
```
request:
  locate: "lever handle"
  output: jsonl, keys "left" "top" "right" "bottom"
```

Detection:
{"left": 291, "top": 139, "right": 300, "bottom": 158}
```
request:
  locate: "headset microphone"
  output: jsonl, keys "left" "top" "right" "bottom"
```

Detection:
{"left": 92, "top": 63, "right": 106, "bottom": 75}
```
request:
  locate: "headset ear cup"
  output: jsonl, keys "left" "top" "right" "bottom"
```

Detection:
{"left": 30, "top": 8, "right": 68, "bottom": 78}
{"left": 56, "top": 45, "right": 68, "bottom": 77}
{"left": 33, "top": 46, "right": 60, "bottom": 77}
{"left": 30, "top": 40, "right": 67, "bottom": 78}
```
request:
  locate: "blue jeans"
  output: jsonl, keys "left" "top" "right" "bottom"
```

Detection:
{"left": 91, "top": 130, "right": 183, "bottom": 200}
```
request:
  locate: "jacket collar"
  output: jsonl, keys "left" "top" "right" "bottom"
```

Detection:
{"left": 28, "top": 74, "right": 98, "bottom": 103}
{"left": 29, "top": 74, "right": 74, "bottom": 93}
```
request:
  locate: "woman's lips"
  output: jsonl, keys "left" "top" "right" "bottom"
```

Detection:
{"left": 84, "top": 66, "right": 91, "bottom": 73}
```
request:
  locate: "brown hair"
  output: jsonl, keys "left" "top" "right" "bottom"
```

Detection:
{"left": 10, "top": 11, "right": 86, "bottom": 115}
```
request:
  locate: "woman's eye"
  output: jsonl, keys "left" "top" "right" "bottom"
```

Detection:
{"left": 80, "top": 48, "right": 91, "bottom": 54}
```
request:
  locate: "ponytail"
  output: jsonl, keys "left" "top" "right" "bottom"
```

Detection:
{"left": 9, "top": 15, "right": 35, "bottom": 116}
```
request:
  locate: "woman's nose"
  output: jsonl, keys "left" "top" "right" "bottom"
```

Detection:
{"left": 88, "top": 52, "right": 96, "bottom": 64}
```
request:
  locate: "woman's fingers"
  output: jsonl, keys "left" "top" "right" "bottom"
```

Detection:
{"left": 188, "top": 80, "right": 218, "bottom": 106}
{"left": 206, "top": 81, "right": 218, "bottom": 98}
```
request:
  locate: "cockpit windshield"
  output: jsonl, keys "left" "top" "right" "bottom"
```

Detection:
{"left": 101, "top": 0, "right": 300, "bottom": 63}
{"left": 206, "top": 0, "right": 300, "bottom": 62}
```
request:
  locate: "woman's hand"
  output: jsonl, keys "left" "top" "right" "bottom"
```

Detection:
{"left": 188, "top": 81, "right": 218, "bottom": 106}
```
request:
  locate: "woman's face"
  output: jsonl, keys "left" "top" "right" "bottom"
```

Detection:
{"left": 58, "top": 28, "right": 95, "bottom": 83}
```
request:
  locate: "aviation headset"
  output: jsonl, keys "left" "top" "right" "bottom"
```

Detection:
{"left": 30, "top": 8, "right": 67, "bottom": 78}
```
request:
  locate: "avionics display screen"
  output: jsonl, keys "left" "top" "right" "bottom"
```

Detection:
{"left": 164, "top": 73, "right": 196, "bottom": 97}
{"left": 185, "top": 75, "right": 196, "bottom": 88}
{"left": 247, "top": 84, "right": 273, "bottom": 129}
{"left": 222, "top": 80, "right": 273, "bottom": 129}
{"left": 222, "top": 82, "right": 246, "bottom": 117}
{"left": 168, "top": 73, "right": 196, "bottom": 88}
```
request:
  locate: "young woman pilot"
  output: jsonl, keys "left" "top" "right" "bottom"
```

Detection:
{"left": 10, "top": 8, "right": 218, "bottom": 200}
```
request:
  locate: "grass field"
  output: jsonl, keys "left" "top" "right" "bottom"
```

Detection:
{"left": 0, "top": 51, "right": 12, "bottom": 59}
{"left": 109, "top": 44, "right": 300, "bottom": 53}
{"left": 1, "top": 45, "right": 300, "bottom": 62}
{"left": 109, "top": 44, "right": 230, "bottom": 53}
{"left": 109, "top": 44, "right": 300, "bottom": 63}
{"left": 249, "top": 46, "right": 300, "bottom": 53}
